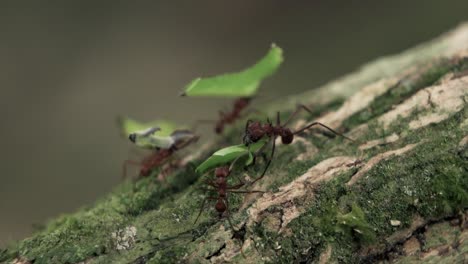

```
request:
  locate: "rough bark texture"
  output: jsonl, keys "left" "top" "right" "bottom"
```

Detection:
{"left": 2, "top": 23, "right": 468, "bottom": 264}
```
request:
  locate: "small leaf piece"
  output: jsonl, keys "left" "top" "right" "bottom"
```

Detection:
{"left": 131, "top": 134, "right": 175, "bottom": 150}
{"left": 118, "top": 116, "right": 178, "bottom": 137}
{"left": 196, "top": 139, "right": 268, "bottom": 174}
{"left": 182, "top": 44, "right": 283, "bottom": 97}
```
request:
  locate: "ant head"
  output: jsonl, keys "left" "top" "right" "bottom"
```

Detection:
{"left": 215, "top": 200, "right": 226, "bottom": 213}
{"left": 215, "top": 166, "right": 230, "bottom": 178}
{"left": 215, "top": 123, "right": 224, "bottom": 134}
{"left": 234, "top": 97, "right": 251, "bottom": 109}
{"left": 140, "top": 167, "right": 151, "bottom": 177}
{"left": 281, "top": 128, "right": 294, "bottom": 144}
{"left": 243, "top": 121, "right": 264, "bottom": 145}
{"left": 128, "top": 134, "right": 137, "bottom": 143}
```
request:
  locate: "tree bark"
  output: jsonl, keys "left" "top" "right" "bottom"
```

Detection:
{"left": 2, "top": 23, "right": 468, "bottom": 264}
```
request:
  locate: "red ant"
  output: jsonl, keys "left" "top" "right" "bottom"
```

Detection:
{"left": 194, "top": 162, "right": 263, "bottom": 232}
{"left": 243, "top": 105, "right": 354, "bottom": 184}
{"left": 196, "top": 97, "right": 253, "bottom": 134}
{"left": 123, "top": 130, "right": 199, "bottom": 180}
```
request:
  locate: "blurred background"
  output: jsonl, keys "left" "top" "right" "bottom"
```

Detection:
{"left": 1, "top": 1, "right": 467, "bottom": 246}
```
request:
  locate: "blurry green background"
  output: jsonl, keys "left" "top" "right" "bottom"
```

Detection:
{"left": 1, "top": 1, "right": 467, "bottom": 246}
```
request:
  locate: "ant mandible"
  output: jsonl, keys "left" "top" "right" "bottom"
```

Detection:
{"left": 197, "top": 97, "right": 252, "bottom": 134}
{"left": 243, "top": 105, "right": 354, "bottom": 184}
{"left": 123, "top": 130, "right": 199, "bottom": 180}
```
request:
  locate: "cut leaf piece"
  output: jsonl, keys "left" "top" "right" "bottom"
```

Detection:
{"left": 182, "top": 44, "right": 283, "bottom": 97}
{"left": 129, "top": 128, "right": 197, "bottom": 150}
{"left": 118, "top": 116, "right": 178, "bottom": 137}
{"left": 196, "top": 139, "right": 268, "bottom": 174}
{"left": 131, "top": 133, "right": 175, "bottom": 150}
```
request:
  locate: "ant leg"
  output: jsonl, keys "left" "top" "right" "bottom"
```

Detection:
{"left": 224, "top": 193, "right": 247, "bottom": 258}
{"left": 233, "top": 174, "right": 246, "bottom": 186}
{"left": 194, "top": 196, "right": 217, "bottom": 225}
{"left": 226, "top": 182, "right": 245, "bottom": 190}
{"left": 244, "top": 138, "right": 270, "bottom": 169}
{"left": 157, "top": 159, "right": 180, "bottom": 182}
{"left": 239, "top": 108, "right": 266, "bottom": 119}
{"left": 197, "top": 187, "right": 216, "bottom": 193}
{"left": 245, "top": 119, "right": 254, "bottom": 132}
{"left": 276, "top": 111, "right": 280, "bottom": 126}
{"left": 202, "top": 180, "right": 217, "bottom": 188}
{"left": 224, "top": 195, "right": 238, "bottom": 232}
{"left": 293, "top": 122, "right": 354, "bottom": 142}
{"left": 229, "top": 190, "right": 265, "bottom": 194}
{"left": 282, "top": 104, "right": 315, "bottom": 127}
{"left": 250, "top": 137, "right": 276, "bottom": 185}
{"left": 122, "top": 160, "right": 141, "bottom": 180}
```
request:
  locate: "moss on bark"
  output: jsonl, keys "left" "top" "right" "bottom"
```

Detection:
{"left": 1, "top": 23, "right": 468, "bottom": 264}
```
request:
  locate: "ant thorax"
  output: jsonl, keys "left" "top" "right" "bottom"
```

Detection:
{"left": 234, "top": 97, "right": 251, "bottom": 109}
{"left": 215, "top": 166, "right": 230, "bottom": 178}
{"left": 279, "top": 128, "right": 293, "bottom": 144}
{"left": 215, "top": 199, "right": 227, "bottom": 214}
{"left": 244, "top": 121, "right": 294, "bottom": 145}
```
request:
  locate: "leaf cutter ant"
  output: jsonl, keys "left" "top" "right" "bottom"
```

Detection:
{"left": 243, "top": 105, "right": 354, "bottom": 184}
{"left": 194, "top": 158, "right": 263, "bottom": 232}
{"left": 123, "top": 129, "right": 199, "bottom": 180}
{"left": 195, "top": 97, "right": 255, "bottom": 134}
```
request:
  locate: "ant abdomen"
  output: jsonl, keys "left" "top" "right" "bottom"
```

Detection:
{"left": 215, "top": 123, "right": 224, "bottom": 134}
{"left": 281, "top": 128, "right": 294, "bottom": 144}
{"left": 234, "top": 97, "right": 251, "bottom": 109}
{"left": 140, "top": 167, "right": 151, "bottom": 177}
{"left": 215, "top": 200, "right": 227, "bottom": 213}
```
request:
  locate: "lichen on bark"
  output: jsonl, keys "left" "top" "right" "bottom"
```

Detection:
{"left": 2, "top": 23, "right": 468, "bottom": 264}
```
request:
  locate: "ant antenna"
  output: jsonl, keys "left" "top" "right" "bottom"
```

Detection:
{"left": 293, "top": 122, "right": 354, "bottom": 142}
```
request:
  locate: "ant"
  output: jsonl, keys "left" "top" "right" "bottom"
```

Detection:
{"left": 123, "top": 130, "right": 199, "bottom": 180}
{"left": 194, "top": 160, "right": 263, "bottom": 232}
{"left": 196, "top": 97, "right": 253, "bottom": 134}
{"left": 243, "top": 105, "right": 354, "bottom": 184}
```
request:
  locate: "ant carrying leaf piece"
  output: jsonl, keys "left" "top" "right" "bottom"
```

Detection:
{"left": 195, "top": 138, "right": 268, "bottom": 174}
{"left": 128, "top": 128, "right": 180, "bottom": 150}
{"left": 181, "top": 44, "right": 283, "bottom": 97}
{"left": 181, "top": 44, "right": 283, "bottom": 134}
{"left": 123, "top": 129, "right": 199, "bottom": 179}
{"left": 119, "top": 117, "right": 199, "bottom": 180}
{"left": 243, "top": 105, "right": 355, "bottom": 184}
{"left": 195, "top": 158, "right": 263, "bottom": 234}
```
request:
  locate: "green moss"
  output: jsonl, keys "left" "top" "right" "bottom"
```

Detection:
{"left": 249, "top": 173, "right": 350, "bottom": 263}
{"left": 343, "top": 58, "right": 468, "bottom": 130}
{"left": 14, "top": 206, "right": 126, "bottom": 263}
{"left": 2, "top": 52, "right": 466, "bottom": 263}
{"left": 248, "top": 105, "right": 467, "bottom": 263}
{"left": 336, "top": 204, "right": 376, "bottom": 243}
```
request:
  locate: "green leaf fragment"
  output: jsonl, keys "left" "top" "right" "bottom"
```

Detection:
{"left": 117, "top": 116, "right": 178, "bottom": 137}
{"left": 196, "top": 139, "right": 268, "bottom": 174}
{"left": 246, "top": 151, "right": 255, "bottom": 167}
{"left": 183, "top": 44, "right": 283, "bottom": 97}
{"left": 132, "top": 134, "right": 175, "bottom": 150}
